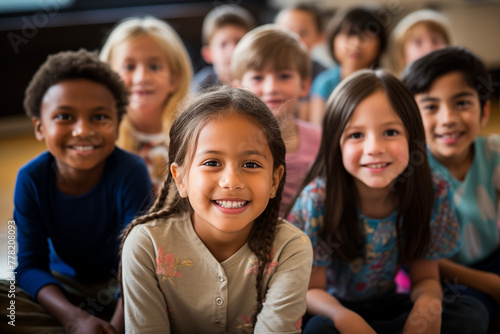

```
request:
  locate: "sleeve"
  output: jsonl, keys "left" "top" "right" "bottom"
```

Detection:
{"left": 287, "top": 182, "right": 332, "bottom": 267}
{"left": 426, "top": 172, "right": 461, "bottom": 259}
{"left": 122, "top": 226, "right": 171, "bottom": 333}
{"left": 310, "top": 70, "right": 331, "bottom": 100}
{"left": 486, "top": 135, "right": 500, "bottom": 193}
{"left": 254, "top": 227, "right": 313, "bottom": 333}
{"left": 119, "top": 158, "right": 154, "bottom": 230}
{"left": 14, "top": 167, "right": 62, "bottom": 299}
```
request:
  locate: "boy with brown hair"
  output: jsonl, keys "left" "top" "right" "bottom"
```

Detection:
{"left": 192, "top": 4, "right": 255, "bottom": 92}
{"left": 232, "top": 24, "right": 321, "bottom": 216}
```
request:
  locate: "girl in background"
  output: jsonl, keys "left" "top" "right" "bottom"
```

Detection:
{"left": 288, "top": 69, "right": 487, "bottom": 333}
{"left": 309, "top": 6, "right": 387, "bottom": 124}
{"left": 100, "top": 16, "right": 192, "bottom": 190}
{"left": 120, "top": 87, "right": 313, "bottom": 333}
{"left": 390, "top": 9, "right": 451, "bottom": 75}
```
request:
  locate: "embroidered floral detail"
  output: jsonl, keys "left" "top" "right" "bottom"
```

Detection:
{"left": 236, "top": 310, "right": 255, "bottom": 333}
{"left": 155, "top": 246, "right": 193, "bottom": 286}
{"left": 246, "top": 248, "right": 278, "bottom": 275}
{"left": 295, "top": 316, "right": 303, "bottom": 330}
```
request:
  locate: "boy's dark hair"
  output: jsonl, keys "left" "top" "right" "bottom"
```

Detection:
{"left": 202, "top": 4, "right": 256, "bottom": 45}
{"left": 401, "top": 46, "right": 491, "bottom": 113}
{"left": 326, "top": 6, "right": 387, "bottom": 68}
{"left": 24, "top": 49, "right": 128, "bottom": 120}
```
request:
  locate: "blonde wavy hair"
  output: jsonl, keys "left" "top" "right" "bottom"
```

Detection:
{"left": 100, "top": 16, "right": 193, "bottom": 152}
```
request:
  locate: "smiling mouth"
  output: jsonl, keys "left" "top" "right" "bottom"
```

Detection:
{"left": 133, "top": 90, "right": 154, "bottom": 96}
{"left": 214, "top": 200, "right": 248, "bottom": 209}
{"left": 436, "top": 132, "right": 463, "bottom": 139}
{"left": 363, "top": 163, "right": 390, "bottom": 168}
{"left": 70, "top": 145, "right": 97, "bottom": 151}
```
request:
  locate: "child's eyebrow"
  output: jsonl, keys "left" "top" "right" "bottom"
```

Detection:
{"left": 241, "top": 150, "right": 268, "bottom": 160}
{"left": 122, "top": 56, "right": 163, "bottom": 62}
{"left": 451, "top": 92, "right": 476, "bottom": 99}
{"left": 418, "top": 91, "right": 476, "bottom": 103}
{"left": 417, "top": 96, "right": 439, "bottom": 103}
{"left": 196, "top": 149, "right": 268, "bottom": 160}
{"left": 55, "top": 105, "right": 113, "bottom": 112}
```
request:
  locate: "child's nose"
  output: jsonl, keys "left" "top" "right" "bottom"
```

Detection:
{"left": 439, "top": 106, "right": 458, "bottom": 126}
{"left": 365, "top": 136, "right": 384, "bottom": 155}
{"left": 420, "top": 39, "right": 435, "bottom": 54}
{"left": 133, "top": 65, "right": 150, "bottom": 84}
{"left": 263, "top": 76, "right": 278, "bottom": 92}
{"left": 219, "top": 168, "right": 244, "bottom": 190}
{"left": 72, "top": 119, "right": 94, "bottom": 138}
{"left": 349, "top": 35, "right": 364, "bottom": 48}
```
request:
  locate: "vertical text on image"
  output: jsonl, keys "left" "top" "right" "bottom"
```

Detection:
{"left": 6, "top": 220, "right": 17, "bottom": 327}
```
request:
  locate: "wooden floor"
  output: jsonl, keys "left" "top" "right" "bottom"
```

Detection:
{"left": 0, "top": 99, "right": 499, "bottom": 278}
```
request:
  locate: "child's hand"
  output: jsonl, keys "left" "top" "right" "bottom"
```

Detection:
{"left": 65, "top": 308, "right": 118, "bottom": 334}
{"left": 483, "top": 271, "right": 500, "bottom": 305}
{"left": 335, "top": 309, "right": 377, "bottom": 334}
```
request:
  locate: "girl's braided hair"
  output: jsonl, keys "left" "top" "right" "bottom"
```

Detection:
{"left": 119, "top": 86, "right": 286, "bottom": 328}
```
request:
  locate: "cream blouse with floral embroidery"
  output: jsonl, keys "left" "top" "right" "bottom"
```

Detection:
{"left": 121, "top": 212, "right": 313, "bottom": 334}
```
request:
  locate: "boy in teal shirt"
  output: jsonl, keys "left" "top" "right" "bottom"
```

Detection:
{"left": 402, "top": 46, "right": 499, "bottom": 327}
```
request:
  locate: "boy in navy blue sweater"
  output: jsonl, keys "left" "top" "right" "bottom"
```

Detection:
{"left": 7, "top": 49, "right": 152, "bottom": 333}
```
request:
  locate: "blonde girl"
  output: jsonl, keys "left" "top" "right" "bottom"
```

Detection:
{"left": 100, "top": 16, "right": 192, "bottom": 189}
{"left": 390, "top": 9, "right": 451, "bottom": 74}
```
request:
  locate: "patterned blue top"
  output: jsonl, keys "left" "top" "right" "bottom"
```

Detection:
{"left": 428, "top": 135, "right": 500, "bottom": 266}
{"left": 310, "top": 65, "right": 342, "bottom": 101}
{"left": 288, "top": 172, "right": 460, "bottom": 301}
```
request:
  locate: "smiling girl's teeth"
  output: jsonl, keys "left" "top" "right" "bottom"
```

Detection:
{"left": 215, "top": 200, "right": 247, "bottom": 208}
{"left": 366, "top": 163, "right": 388, "bottom": 168}
{"left": 440, "top": 133, "right": 460, "bottom": 139}
{"left": 73, "top": 146, "right": 94, "bottom": 151}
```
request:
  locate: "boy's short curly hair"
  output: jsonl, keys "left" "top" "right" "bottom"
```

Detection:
{"left": 24, "top": 49, "right": 128, "bottom": 119}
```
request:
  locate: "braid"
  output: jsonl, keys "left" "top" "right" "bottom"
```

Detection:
{"left": 150, "top": 173, "right": 173, "bottom": 212}
{"left": 117, "top": 87, "right": 287, "bottom": 329}
{"left": 248, "top": 181, "right": 283, "bottom": 327}
{"left": 118, "top": 170, "right": 184, "bottom": 299}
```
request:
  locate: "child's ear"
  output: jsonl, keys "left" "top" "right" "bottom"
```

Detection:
{"left": 270, "top": 165, "right": 285, "bottom": 198}
{"left": 201, "top": 45, "right": 213, "bottom": 64}
{"left": 170, "top": 162, "right": 187, "bottom": 197}
{"left": 32, "top": 117, "right": 45, "bottom": 141}
{"left": 480, "top": 100, "right": 491, "bottom": 127}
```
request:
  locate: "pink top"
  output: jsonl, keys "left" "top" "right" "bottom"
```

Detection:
{"left": 281, "top": 120, "right": 322, "bottom": 216}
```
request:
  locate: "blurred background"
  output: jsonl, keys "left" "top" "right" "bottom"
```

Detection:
{"left": 1, "top": 0, "right": 500, "bottom": 277}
